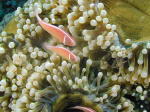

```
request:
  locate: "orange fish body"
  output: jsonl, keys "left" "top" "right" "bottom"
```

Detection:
{"left": 36, "top": 13, "right": 76, "bottom": 46}
{"left": 43, "top": 43, "right": 78, "bottom": 62}
{"left": 71, "top": 106, "right": 96, "bottom": 112}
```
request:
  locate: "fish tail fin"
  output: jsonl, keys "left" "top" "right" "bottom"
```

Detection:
{"left": 42, "top": 42, "right": 56, "bottom": 51}
{"left": 42, "top": 42, "right": 49, "bottom": 49}
{"left": 34, "top": 6, "right": 42, "bottom": 22}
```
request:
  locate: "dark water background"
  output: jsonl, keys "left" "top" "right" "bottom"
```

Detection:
{"left": 0, "top": 0, "right": 27, "bottom": 21}
{"left": 0, "top": 0, "right": 27, "bottom": 32}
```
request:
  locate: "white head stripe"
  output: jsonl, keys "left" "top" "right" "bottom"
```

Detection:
{"left": 69, "top": 54, "right": 71, "bottom": 60}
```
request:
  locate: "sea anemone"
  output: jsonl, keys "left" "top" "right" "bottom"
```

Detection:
{"left": 0, "top": 0, "right": 150, "bottom": 112}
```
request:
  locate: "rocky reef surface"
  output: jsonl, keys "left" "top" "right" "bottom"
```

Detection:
{"left": 0, "top": 0, "right": 150, "bottom": 112}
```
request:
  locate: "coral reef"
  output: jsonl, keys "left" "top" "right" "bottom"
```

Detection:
{"left": 0, "top": 0, "right": 150, "bottom": 112}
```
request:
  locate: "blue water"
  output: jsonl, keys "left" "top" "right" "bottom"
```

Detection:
{"left": 0, "top": 0, "right": 27, "bottom": 21}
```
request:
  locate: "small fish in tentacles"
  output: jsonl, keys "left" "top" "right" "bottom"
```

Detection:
{"left": 42, "top": 43, "right": 78, "bottom": 62}
{"left": 71, "top": 106, "right": 96, "bottom": 112}
{"left": 35, "top": 10, "right": 76, "bottom": 46}
{"left": 35, "top": 9, "right": 77, "bottom": 62}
